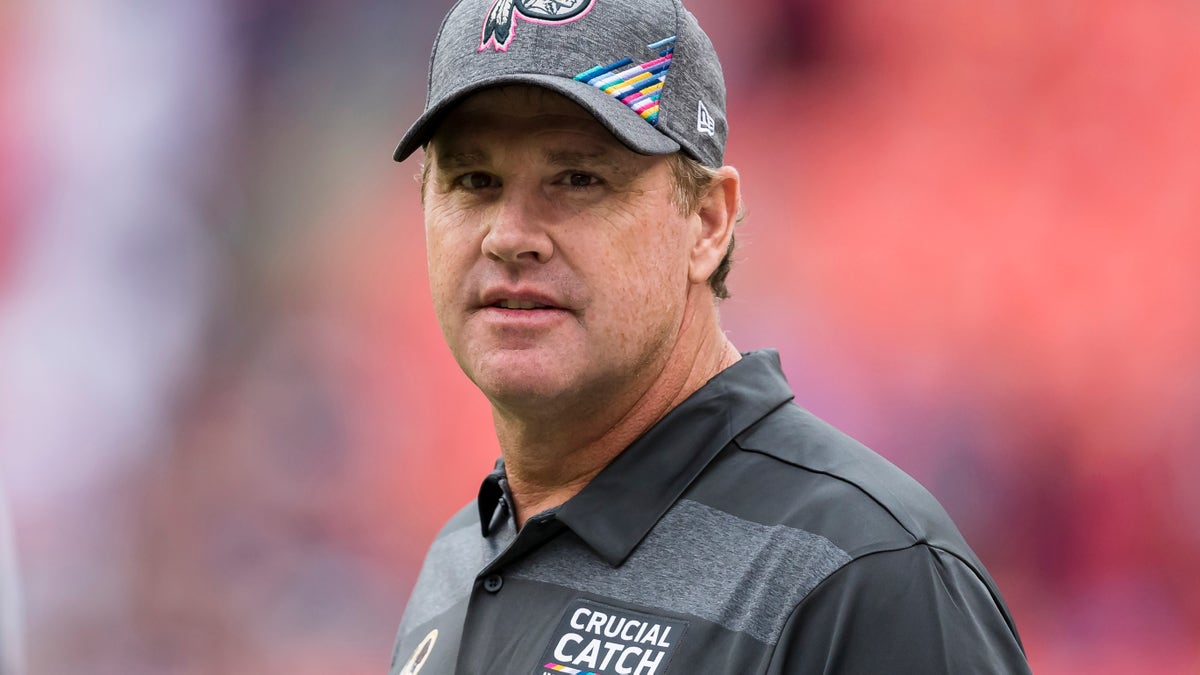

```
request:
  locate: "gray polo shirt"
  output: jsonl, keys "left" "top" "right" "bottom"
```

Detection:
{"left": 391, "top": 350, "right": 1030, "bottom": 674}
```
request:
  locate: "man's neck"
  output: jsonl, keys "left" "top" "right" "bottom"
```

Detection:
{"left": 492, "top": 320, "right": 741, "bottom": 528}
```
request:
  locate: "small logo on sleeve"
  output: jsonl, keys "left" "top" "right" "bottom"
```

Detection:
{"left": 536, "top": 599, "right": 687, "bottom": 675}
{"left": 400, "top": 629, "right": 438, "bottom": 675}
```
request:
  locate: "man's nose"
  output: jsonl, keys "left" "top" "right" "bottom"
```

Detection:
{"left": 481, "top": 187, "right": 554, "bottom": 264}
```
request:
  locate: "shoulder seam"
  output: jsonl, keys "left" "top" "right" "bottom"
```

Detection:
{"left": 734, "top": 440, "right": 923, "bottom": 551}
{"left": 767, "top": 542, "right": 1014, "bottom": 668}
{"left": 835, "top": 544, "right": 1020, "bottom": 639}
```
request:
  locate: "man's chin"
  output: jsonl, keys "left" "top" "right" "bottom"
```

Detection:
{"left": 467, "top": 356, "right": 576, "bottom": 407}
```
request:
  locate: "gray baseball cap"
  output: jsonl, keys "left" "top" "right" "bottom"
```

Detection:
{"left": 394, "top": 0, "right": 728, "bottom": 167}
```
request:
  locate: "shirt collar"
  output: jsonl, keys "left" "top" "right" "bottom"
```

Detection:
{"left": 558, "top": 350, "right": 794, "bottom": 565}
{"left": 478, "top": 459, "right": 510, "bottom": 537}
{"left": 474, "top": 350, "right": 794, "bottom": 565}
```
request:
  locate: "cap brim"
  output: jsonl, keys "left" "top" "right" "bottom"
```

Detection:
{"left": 392, "top": 73, "right": 681, "bottom": 162}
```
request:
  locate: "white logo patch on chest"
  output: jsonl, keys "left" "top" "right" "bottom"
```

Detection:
{"left": 537, "top": 599, "right": 687, "bottom": 675}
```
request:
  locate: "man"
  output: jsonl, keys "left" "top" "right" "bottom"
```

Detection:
{"left": 390, "top": 0, "right": 1031, "bottom": 672}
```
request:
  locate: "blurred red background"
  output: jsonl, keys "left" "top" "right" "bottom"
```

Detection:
{"left": 1, "top": 0, "right": 1197, "bottom": 673}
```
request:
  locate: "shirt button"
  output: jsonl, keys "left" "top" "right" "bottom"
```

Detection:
{"left": 483, "top": 574, "right": 504, "bottom": 593}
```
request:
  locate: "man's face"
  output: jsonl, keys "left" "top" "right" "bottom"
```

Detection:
{"left": 423, "top": 86, "right": 700, "bottom": 416}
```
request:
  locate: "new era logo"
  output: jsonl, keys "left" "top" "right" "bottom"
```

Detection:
{"left": 696, "top": 100, "right": 716, "bottom": 137}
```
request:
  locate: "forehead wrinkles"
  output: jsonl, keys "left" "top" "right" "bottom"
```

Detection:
{"left": 428, "top": 88, "right": 661, "bottom": 182}
{"left": 432, "top": 90, "right": 623, "bottom": 154}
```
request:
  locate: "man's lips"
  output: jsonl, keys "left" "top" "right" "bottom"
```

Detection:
{"left": 494, "top": 299, "right": 553, "bottom": 310}
{"left": 478, "top": 288, "right": 568, "bottom": 312}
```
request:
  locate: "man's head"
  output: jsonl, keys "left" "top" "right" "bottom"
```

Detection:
{"left": 399, "top": 0, "right": 741, "bottom": 296}
{"left": 420, "top": 86, "right": 738, "bottom": 415}
{"left": 398, "top": 0, "right": 741, "bottom": 416}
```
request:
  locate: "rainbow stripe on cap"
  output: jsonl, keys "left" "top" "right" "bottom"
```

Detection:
{"left": 573, "top": 37, "right": 676, "bottom": 126}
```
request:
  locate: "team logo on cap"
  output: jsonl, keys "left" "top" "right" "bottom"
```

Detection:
{"left": 480, "top": 0, "right": 597, "bottom": 52}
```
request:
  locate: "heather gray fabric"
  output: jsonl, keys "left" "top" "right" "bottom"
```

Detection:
{"left": 388, "top": 351, "right": 1030, "bottom": 674}
{"left": 397, "top": 523, "right": 489, "bottom": 636}
{"left": 393, "top": 0, "right": 728, "bottom": 167}
{"left": 393, "top": 496, "right": 850, "bottom": 672}
{"left": 509, "top": 499, "right": 851, "bottom": 644}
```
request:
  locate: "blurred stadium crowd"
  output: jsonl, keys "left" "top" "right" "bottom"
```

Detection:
{"left": 1, "top": 0, "right": 1198, "bottom": 673}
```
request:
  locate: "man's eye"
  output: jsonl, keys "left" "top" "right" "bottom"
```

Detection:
{"left": 567, "top": 173, "right": 600, "bottom": 188}
{"left": 457, "top": 172, "right": 498, "bottom": 189}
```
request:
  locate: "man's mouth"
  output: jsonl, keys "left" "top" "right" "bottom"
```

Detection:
{"left": 496, "top": 299, "right": 552, "bottom": 310}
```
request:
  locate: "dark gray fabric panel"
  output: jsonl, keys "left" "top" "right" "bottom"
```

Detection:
{"left": 768, "top": 545, "right": 1033, "bottom": 674}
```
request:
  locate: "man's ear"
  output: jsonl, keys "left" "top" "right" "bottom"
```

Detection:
{"left": 688, "top": 166, "right": 740, "bottom": 286}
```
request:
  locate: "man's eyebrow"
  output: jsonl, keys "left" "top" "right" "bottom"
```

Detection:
{"left": 433, "top": 149, "right": 488, "bottom": 171}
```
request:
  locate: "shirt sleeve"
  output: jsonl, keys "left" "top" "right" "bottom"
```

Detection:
{"left": 767, "top": 544, "right": 1031, "bottom": 675}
